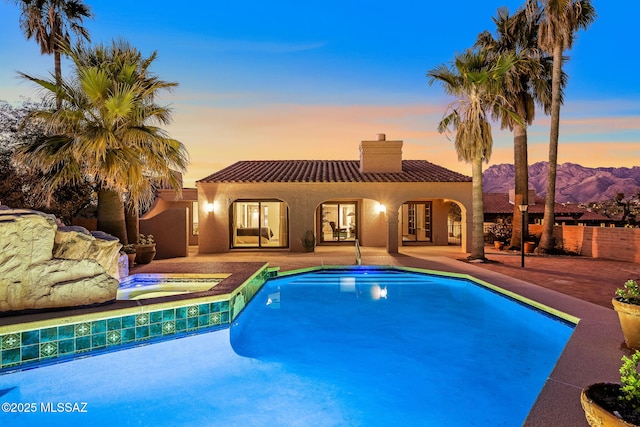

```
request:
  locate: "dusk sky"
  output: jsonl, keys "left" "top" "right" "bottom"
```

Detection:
{"left": 1, "top": 1, "right": 638, "bottom": 187}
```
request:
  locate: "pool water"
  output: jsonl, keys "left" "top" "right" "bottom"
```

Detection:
{"left": 116, "top": 274, "right": 227, "bottom": 300}
{"left": 0, "top": 268, "right": 573, "bottom": 426}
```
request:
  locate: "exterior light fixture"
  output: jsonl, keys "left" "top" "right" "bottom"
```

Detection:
{"left": 376, "top": 203, "right": 386, "bottom": 214}
{"left": 204, "top": 202, "right": 216, "bottom": 213}
{"left": 518, "top": 204, "right": 528, "bottom": 267}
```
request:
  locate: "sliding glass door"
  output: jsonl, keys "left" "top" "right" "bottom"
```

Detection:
{"left": 231, "top": 200, "right": 288, "bottom": 248}
{"left": 320, "top": 202, "right": 357, "bottom": 243}
{"left": 402, "top": 202, "right": 432, "bottom": 243}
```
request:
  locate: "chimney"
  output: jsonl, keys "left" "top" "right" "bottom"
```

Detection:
{"left": 359, "top": 133, "right": 403, "bottom": 173}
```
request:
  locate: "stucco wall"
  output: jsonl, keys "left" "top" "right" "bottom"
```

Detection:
{"left": 197, "top": 180, "right": 472, "bottom": 254}
{"left": 529, "top": 224, "right": 640, "bottom": 263}
{"left": 140, "top": 207, "right": 189, "bottom": 259}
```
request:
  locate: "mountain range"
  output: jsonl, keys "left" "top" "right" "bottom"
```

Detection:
{"left": 482, "top": 162, "right": 640, "bottom": 203}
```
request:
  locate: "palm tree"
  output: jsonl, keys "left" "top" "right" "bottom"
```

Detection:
{"left": 9, "top": 0, "right": 92, "bottom": 107}
{"left": 535, "top": 0, "right": 596, "bottom": 253}
{"left": 428, "top": 49, "right": 519, "bottom": 260}
{"left": 15, "top": 39, "right": 189, "bottom": 244}
{"left": 475, "top": 1, "right": 558, "bottom": 249}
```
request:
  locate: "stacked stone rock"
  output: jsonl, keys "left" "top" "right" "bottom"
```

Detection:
{"left": 0, "top": 208, "right": 122, "bottom": 312}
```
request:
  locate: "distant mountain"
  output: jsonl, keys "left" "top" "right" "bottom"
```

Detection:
{"left": 483, "top": 162, "right": 640, "bottom": 203}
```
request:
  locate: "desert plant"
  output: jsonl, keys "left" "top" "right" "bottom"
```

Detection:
{"left": 300, "top": 230, "right": 315, "bottom": 251}
{"left": 620, "top": 350, "right": 640, "bottom": 410}
{"left": 137, "top": 234, "right": 155, "bottom": 245}
{"left": 616, "top": 280, "right": 640, "bottom": 305}
{"left": 122, "top": 244, "right": 136, "bottom": 254}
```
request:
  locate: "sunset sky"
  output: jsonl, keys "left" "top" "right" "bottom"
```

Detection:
{"left": 1, "top": 1, "right": 638, "bottom": 187}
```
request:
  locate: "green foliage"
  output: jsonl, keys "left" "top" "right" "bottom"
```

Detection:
{"left": 301, "top": 230, "right": 316, "bottom": 250}
{"left": 616, "top": 280, "right": 640, "bottom": 305}
{"left": 137, "top": 234, "right": 155, "bottom": 245}
{"left": 122, "top": 244, "right": 136, "bottom": 254}
{"left": 619, "top": 351, "right": 640, "bottom": 410}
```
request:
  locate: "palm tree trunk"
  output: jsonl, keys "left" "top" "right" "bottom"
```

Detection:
{"left": 470, "top": 156, "right": 486, "bottom": 260}
{"left": 538, "top": 42, "right": 563, "bottom": 253}
{"left": 125, "top": 203, "right": 139, "bottom": 244}
{"left": 54, "top": 49, "right": 62, "bottom": 109}
{"left": 97, "top": 189, "right": 128, "bottom": 244}
{"left": 510, "top": 123, "right": 529, "bottom": 249}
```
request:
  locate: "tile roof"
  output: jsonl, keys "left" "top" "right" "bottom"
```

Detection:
{"left": 198, "top": 160, "right": 471, "bottom": 183}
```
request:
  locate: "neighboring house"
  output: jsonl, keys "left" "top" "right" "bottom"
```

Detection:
{"left": 196, "top": 134, "right": 473, "bottom": 254}
{"left": 483, "top": 192, "right": 616, "bottom": 227}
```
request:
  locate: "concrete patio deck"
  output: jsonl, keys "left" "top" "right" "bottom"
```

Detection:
{"left": 132, "top": 244, "right": 640, "bottom": 426}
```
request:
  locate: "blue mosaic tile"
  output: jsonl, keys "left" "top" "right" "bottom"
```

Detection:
{"left": 135, "top": 326, "right": 149, "bottom": 340}
{"left": 210, "top": 313, "right": 221, "bottom": 325}
{"left": 41, "top": 327, "right": 57, "bottom": 342}
{"left": 75, "top": 323, "right": 91, "bottom": 337}
{"left": 76, "top": 336, "right": 91, "bottom": 352}
{"left": 107, "top": 318, "right": 122, "bottom": 331}
{"left": 92, "top": 320, "right": 106, "bottom": 334}
{"left": 187, "top": 317, "right": 198, "bottom": 330}
{"left": 1, "top": 333, "right": 20, "bottom": 350}
{"left": 2, "top": 348, "right": 20, "bottom": 366}
{"left": 122, "top": 328, "right": 135, "bottom": 343}
{"left": 211, "top": 301, "right": 223, "bottom": 312}
{"left": 106, "top": 331, "right": 121, "bottom": 346}
{"left": 221, "top": 311, "right": 230, "bottom": 323}
{"left": 136, "top": 314, "right": 149, "bottom": 326}
{"left": 199, "top": 304, "right": 210, "bottom": 315}
{"left": 58, "top": 325, "right": 75, "bottom": 340}
{"left": 40, "top": 342, "right": 58, "bottom": 358}
{"left": 162, "top": 309, "right": 175, "bottom": 321}
{"left": 162, "top": 321, "right": 175, "bottom": 335}
{"left": 175, "top": 319, "right": 186, "bottom": 332}
{"left": 187, "top": 306, "right": 199, "bottom": 318}
{"left": 122, "top": 315, "right": 136, "bottom": 329}
{"left": 150, "top": 311, "right": 163, "bottom": 324}
{"left": 22, "top": 344, "right": 39, "bottom": 361}
{"left": 22, "top": 330, "right": 39, "bottom": 346}
{"left": 59, "top": 339, "right": 75, "bottom": 355}
{"left": 150, "top": 323, "right": 163, "bottom": 337}
{"left": 92, "top": 333, "right": 106, "bottom": 349}
{"left": 198, "top": 315, "right": 210, "bottom": 327}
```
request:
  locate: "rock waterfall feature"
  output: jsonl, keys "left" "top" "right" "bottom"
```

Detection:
{"left": 0, "top": 209, "right": 122, "bottom": 312}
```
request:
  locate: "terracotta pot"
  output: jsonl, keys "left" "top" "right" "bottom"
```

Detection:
{"left": 612, "top": 298, "right": 640, "bottom": 350}
{"left": 134, "top": 244, "right": 156, "bottom": 264}
{"left": 524, "top": 241, "right": 536, "bottom": 253}
{"left": 494, "top": 241, "right": 504, "bottom": 250}
{"left": 581, "top": 383, "right": 639, "bottom": 427}
{"left": 127, "top": 253, "right": 136, "bottom": 268}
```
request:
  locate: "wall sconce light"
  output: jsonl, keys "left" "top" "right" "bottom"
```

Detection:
{"left": 376, "top": 203, "right": 386, "bottom": 214}
{"left": 204, "top": 202, "right": 216, "bottom": 213}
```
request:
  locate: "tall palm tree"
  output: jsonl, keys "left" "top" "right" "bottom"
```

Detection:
{"left": 15, "top": 39, "right": 189, "bottom": 244}
{"left": 428, "top": 49, "right": 519, "bottom": 260}
{"left": 475, "top": 1, "right": 558, "bottom": 249}
{"left": 535, "top": 0, "right": 596, "bottom": 253}
{"left": 10, "top": 0, "right": 92, "bottom": 107}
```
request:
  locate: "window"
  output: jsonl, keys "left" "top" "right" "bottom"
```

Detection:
{"left": 320, "top": 202, "right": 357, "bottom": 243}
{"left": 402, "top": 202, "right": 432, "bottom": 243}
{"left": 231, "top": 200, "right": 288, "bottom": 248}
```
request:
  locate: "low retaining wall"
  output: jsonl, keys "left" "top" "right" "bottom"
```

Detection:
{"left": 529, "top": 224, "right": 640, "bottom": 263}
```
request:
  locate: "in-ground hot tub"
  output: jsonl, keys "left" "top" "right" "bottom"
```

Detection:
{"left": 117, "top": 274, "right": 230, "bottom": 300}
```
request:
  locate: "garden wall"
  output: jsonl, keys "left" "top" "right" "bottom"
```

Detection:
{"left": 529, "top": 224, "right": 640, "bottom": 263}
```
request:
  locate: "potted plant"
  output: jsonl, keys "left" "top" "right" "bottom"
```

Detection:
{"left": 300, "top": 230, "right": 316, "bottom": 252}
{"left": 613, "top": 280, "right": 640, "bottom": 350}
{"left": 133, "top": 234, "right": 156, "bottom": 264}
{"left": 581, "top": 351, "right": 640, "bottom": 426}
{"left": 123, "top": 244, "right": 136, "bottom": 267}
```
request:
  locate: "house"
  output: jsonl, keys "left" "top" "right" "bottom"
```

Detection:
{"left": 483, "top": 192, "right": 616, "bottom": 227}
{"left": 196, "top": 134, "right": 473, "bottom": 254}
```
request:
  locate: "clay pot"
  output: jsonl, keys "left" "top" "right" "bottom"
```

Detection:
{"left": 524, "top": 241, "right": 536, "bottom": 253}
{"left": 612, "top": 298, "right": 640, "bottom": 350}
{"left": 134, "top": 244, "right": 156, "bottom": 264}
{"left": 581, "top": 383, "right": 639, "bottom": 426}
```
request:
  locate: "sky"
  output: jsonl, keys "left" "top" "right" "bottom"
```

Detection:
{"left": 1, "top": 0, "right": 638, "bottom": 188}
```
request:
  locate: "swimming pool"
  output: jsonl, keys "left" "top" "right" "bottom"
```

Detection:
{"left": 0, "top": 267, "right": 574, "bottom": 426}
